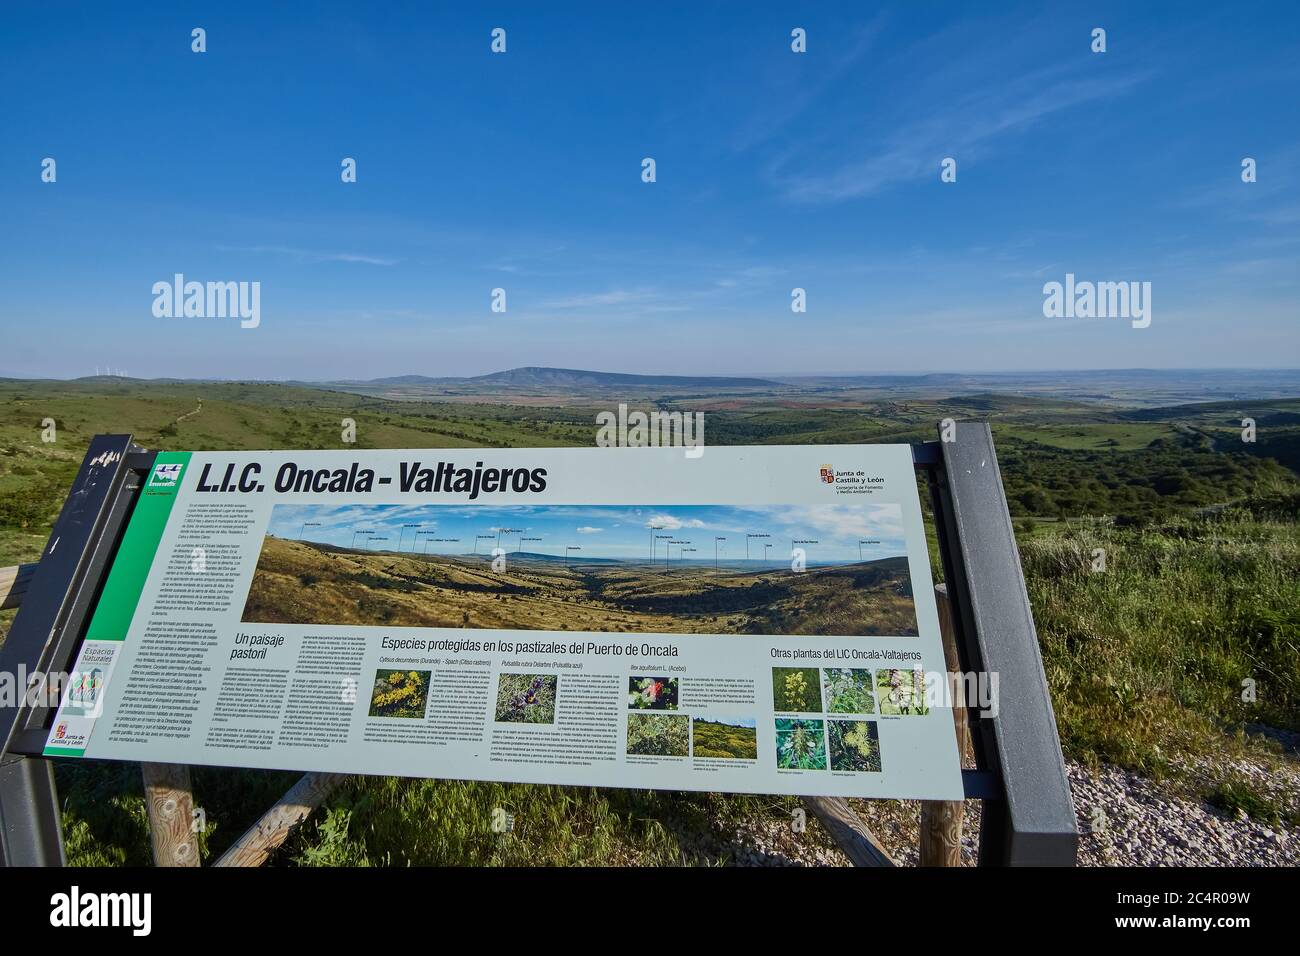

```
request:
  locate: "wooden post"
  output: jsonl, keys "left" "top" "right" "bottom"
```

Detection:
{"left": 214, "top": 772, "right": 348, "bottom": 867}
{"left": 0, "top": 563, "right": 38, "bottom": 610}
{"left": 802, "top": 795, "right": 895, "bottom": 867}
{"left": 142, "top": 762, "right": 200, "bottom": 866}
{"left": 934, "top": 583, "right": 974, "bottom": 764}
{"left": 919, "top": 583, "right": 969, "bottom": 866}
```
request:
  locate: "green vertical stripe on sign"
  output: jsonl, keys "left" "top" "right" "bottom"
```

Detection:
{"left": 84, "top": 451, "right": 192, "bottom": 642}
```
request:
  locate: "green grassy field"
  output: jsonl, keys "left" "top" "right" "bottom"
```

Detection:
{"left": 2, "top": 377, "right": 1298, "bottom": 863}
{"left": 1028, "top": 496, "right": 1300, "bottom": 776}
{"left": 691, "top": 719, "right": 758, "bottom": 759}
{"left": 995, "top": 422, "right": 1173, "bottom": 451}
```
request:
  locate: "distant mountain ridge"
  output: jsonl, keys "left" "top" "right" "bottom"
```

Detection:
{"left": 349, "top": 367, "right": 782, "bottom": 389}
{"left": 316, "top": 365, "right": 1300, "bottom": 409}
{"left": 34, "top": 366, "right": 1300, "bottom": 410}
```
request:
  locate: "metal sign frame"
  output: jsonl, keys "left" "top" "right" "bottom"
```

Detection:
{"left": 0, "top": 425, "right": 1077, "bottom": 866}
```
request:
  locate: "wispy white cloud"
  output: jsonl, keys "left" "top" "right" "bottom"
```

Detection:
{"left": 540, "top": 288, "right": 658, "bottom": 309}
{"left": 776, "top": 65, "right": 1148, "bottom": 203}
{"left": 219, "top": 244, "right": 400, "bottom": 266}
{"left": 753, "top": 12, "right": 1151, "bottom": 206}
{"left": 725, "top": 19, "right": 886, "bottom": 153}
{"left": 644, "top": 514, "right": 706, "bottom": 531}
{"left": 762, "top": 503, "right": 905, "bottom": 546}
{"left": 1172, "top": 142, "right": 1300, "bottom": 227}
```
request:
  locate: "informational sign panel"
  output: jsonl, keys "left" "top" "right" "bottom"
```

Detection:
{"left": 45, "top": 445, "right": 963, "bottom": 799}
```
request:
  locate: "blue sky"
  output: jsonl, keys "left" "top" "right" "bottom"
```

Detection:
{"left": 266, "top": 502, "right": 907, "bottom": 565}
{"left": 1, "top": 2, "right": 1296, "bottom": 379}
{"left": 694, "top": 714, "right": 757, "bottom": 729}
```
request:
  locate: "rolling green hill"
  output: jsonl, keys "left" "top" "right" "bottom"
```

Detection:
{"left": 3, "top": 378, "right": 1296, "bottom": 584}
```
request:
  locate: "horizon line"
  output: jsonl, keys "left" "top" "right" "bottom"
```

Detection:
{"left": 4, "top": 365, "right": 1300, "bottom": 385}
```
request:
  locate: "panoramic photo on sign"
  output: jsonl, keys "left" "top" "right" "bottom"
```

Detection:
{"left": 45, "top": 445, "right": 963, "bottom": 800}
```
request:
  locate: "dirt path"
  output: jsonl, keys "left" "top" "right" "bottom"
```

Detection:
{"left": 175, "top": 399, "right": 202, "bottom": 424}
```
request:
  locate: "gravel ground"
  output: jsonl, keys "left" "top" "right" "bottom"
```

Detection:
{"left": 715, "top": 818, "right": 848, "bottom": 867}
{"left": 716, "top": 755, "right": 1300, "bottom": 867}
{"left": 1072, "top": 759, "right": 1299, "bottom": 867}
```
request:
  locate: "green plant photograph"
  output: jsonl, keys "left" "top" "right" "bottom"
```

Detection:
{"left": 876, "top": 669, "right": 929, "bottom": 716}
{"left": 626, "top": 713, "right": 690, "bottom": 757}
{"left": 691, "top": 715, "right": 758, "bottom": 759}
{"left": 828, "top": 719, "right": 882, "bottom": 772}
{"left": 771, "top": 667, "right": 823, "bottom": 713}
{"left": 627, "top": 675, "right": 679, "bottom": 710}
{"left": 367, "top": 670, "right": 431, "bottom": 719}
{"left": 494, "top": 673, "right": 557, "bottom": 724}
{"left": 822, "top": 668, "right": 876, "bottom": 714}
{"left": 774, "top": 718, "right": 827, "bottom": 770}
